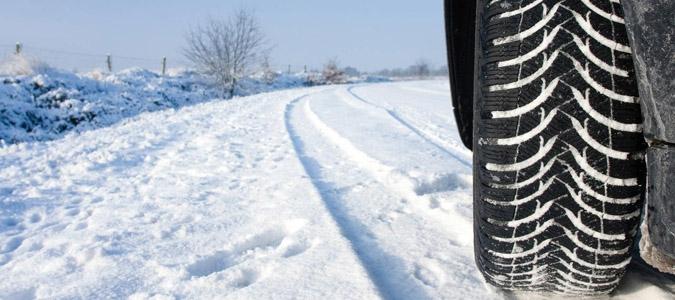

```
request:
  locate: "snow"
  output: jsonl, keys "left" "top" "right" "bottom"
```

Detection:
{"left": 0, "top": 80, "right": 673, "bottom": 299}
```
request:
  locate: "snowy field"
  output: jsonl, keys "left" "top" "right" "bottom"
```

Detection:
{"left": 0, "top": 81, "right": 673, "bottom": 299}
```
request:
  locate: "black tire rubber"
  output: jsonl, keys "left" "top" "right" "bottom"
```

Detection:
{"left": 473, "top": 0, "right": 645, "bottom": 295}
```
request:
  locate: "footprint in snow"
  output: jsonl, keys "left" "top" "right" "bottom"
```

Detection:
{"left": 65, "top": 208, "right": 80, "bottom": 217}
{"left": 90, "top": 197, "right": 104, "bottom": 204}
{"left": 74, "top": 222, "right": 88, "bottom": 231}
{"left": 1, "top": 236, "right": 24, "bottom": 254}
{"left": 413, "top": 259, "right": 447, "bottom": 288}
{"left": 1, "top": 217, "right": 19, "bottom": 227}
{"left": 1, "top": 287, "right": 36, "bottom": 300}
{"left": 413, "top": 173, "right": 469, "bottom": 196}
{"left": 0, "top": 254, "right": 10, "bottom": 266}
{"left": 186, "top": 219, "right": 311, "bottom": 280}
{"left": 29, "top": 213, "right": 42, "bottom": 224}
{"left": 230, "top": 268, "right": 266, "bottom": 288}
{"left": 281, "top": 239, "right": 312, "bottom": 258}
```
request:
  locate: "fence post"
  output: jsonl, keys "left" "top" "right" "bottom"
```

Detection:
{"left": 106, "top": 54, "right": 112, "bottom": 72}
{"left": 304, "top": 65, "right": 307, "bottom": 73}
{"left": 15, "top": 42, "right": 22, "bottom": 55}
{"left": 162, "top": 57, "right": 167, "bottom": 75}
{"left": 287, "top": 64, "right": 291, "bottom": 74}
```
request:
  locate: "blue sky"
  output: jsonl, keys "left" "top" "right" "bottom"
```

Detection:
{"left": 0, "top": 0, "right": 446, "bottom": 72}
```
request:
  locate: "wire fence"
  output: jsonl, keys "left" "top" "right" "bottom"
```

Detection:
{"left": 0, "top": 42, "right": 318, "bottom": 75}
{"left": 0, "top": 42, "right": 192, "bottom": 73}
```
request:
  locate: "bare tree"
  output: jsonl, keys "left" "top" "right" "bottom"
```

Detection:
{"left": 322, "top": 58, "right": 346, "bottom": 84}
{"left": 185, "top": 9, "right": 267, "bottom": 97}
{"left": 412, "top": 59, "right": 431, "bottom": 78}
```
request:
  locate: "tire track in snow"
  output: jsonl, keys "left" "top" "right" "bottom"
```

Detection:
{"left": 284, "top": 94, "right": 433, "bottom": 300}
{"left": 302, "top": 98, "right": 420, "bottom": 198}
{"left": 300, "top": 95, "right": 474, "bottom": 245}
{"left": 345, "top": 87, "right": 471, "bottom": 168}
{"left": 295, "top": 91, "right": 483, "bottom": 297}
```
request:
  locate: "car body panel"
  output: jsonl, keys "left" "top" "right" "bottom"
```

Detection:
{"left": 623, "top": 0, "right": 675, "bottom": 260}
{"left": 622, "top": 0, "right": 675, "bottom": 144}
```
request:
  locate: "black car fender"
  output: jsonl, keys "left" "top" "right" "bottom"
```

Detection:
{"left": 443, "top": 0, "right": 476, "bottom": 150}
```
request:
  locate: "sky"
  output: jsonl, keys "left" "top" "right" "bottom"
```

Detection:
{"left": 0, "top": 0, "right": 448, "bottom": 72}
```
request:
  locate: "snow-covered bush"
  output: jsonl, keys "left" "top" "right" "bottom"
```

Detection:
{"left": 0, "top": 68, "right": 218, "bottom": 144}
{"left": 0, "top": 54, "right": 53, "bottom": 76}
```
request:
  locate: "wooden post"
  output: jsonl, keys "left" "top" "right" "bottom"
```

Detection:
{"left": 106, "top": 54, "right": 112, "bottom": 72}
{"left": 304, "top": 65, "right": 307, "bottom": 73}
{"left": 15, "top": 42, "right": 21, "bottom": 55}
{"left": 161, "top": 57, "right": 167, "bottom": 76}
{"left": 287, "top": 64, "right": 291, "bottom": 74}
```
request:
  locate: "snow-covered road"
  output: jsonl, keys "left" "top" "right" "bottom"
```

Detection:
{"left": 0, "top": 81, "right": 673, "bottom": 299}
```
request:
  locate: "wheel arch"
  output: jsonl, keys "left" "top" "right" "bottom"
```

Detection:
{"left": 444, "top": 0, "right": 477, "bottom": 150}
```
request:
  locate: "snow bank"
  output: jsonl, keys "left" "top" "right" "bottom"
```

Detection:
{"left": 0, "top": 62, "right": 390, "bottom": 144}
{"left": 0, "top": 66, "right": 219, "bottom": 144}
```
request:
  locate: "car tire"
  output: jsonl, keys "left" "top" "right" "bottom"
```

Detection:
{"left": 473, "top": 0, "right": 645, "bottom": 295}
